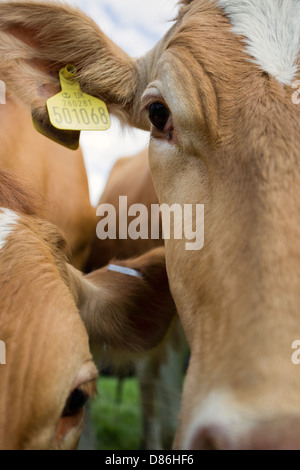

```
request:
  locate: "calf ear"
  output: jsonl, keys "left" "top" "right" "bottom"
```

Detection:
{"left": 68, "top": 247, "right": 176, "bottom": 358}
{"left": 0, "top": 1, "right": 148, "bottom": 128}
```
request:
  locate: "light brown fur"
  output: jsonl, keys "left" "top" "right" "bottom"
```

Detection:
{"left": 85, "top": 149, "right": 161, "bottom": 271}
{"left": 1, "top": 0, "right": 300, "bottom": 450}
{"left": 0, "top": 95, "right": 95, "bottom": 269}
{"left": 0, "top": 172, "right": 97, "bottom": 449}
{"left": 0, "top": 172, "right": 175, "bottom": 449}
{"left": 85, "top": 148, "right": 187, "bottom": 450}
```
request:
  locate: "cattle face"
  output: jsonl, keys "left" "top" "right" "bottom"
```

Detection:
{"left": 1, "top": 0, "right": 300, "bottom": 449}
{"left": 0, "top": 204, "right": 98, "bottom": 450}
{"left": 0, "top": 172, "right": 175, "bottom": 450}
{"left": 142, "top": 1, "right": 300, "bottom": 450}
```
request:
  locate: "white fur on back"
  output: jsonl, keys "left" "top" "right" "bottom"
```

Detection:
{"left": 0, "top": 208, "right": 19, "bottom": 250}
{"left": 217, "top": 0, "right": 300, "bottom": 85}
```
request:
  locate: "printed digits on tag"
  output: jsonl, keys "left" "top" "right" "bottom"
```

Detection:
{"left": 99, "top": 107, "right": 109, "bottom": 125}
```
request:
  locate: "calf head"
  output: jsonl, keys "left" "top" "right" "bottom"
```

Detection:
{"left": 1, "top": 0, "right": 300, "bottom": 449}
{"left": 0, "top": 203, "right": 98, "bottom": 450}
{"left": 0, "top": 173, "right": 175, "bottom": 450}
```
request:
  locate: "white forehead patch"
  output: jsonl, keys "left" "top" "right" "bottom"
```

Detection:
{"left": 217, "top": 0, "right": 300, "bottom": 85}
{"left": 0, "top": 208, "right": 19, "bottom": 250}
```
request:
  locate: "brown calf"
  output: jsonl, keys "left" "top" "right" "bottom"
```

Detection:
{"left": 1, "top": 0, "right": 300, "bottom": 449}
{"left": 0, "top": 171, "right": 175, "bottom": 449}
{"left": 0, "top": 96, "right": 95, "bottom": 269}
{"left": 85, "top": 148, "right": 188, "bottom": 450}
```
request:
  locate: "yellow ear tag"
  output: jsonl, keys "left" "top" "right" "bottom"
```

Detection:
{"left": 47, "top": 64, "right": 111, "bottom": 131}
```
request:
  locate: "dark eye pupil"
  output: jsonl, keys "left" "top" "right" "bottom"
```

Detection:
{"left": 148, "top": 102, "right": 170, "bottom": 132}
{"left": 62, "top": 388, "right": 89, "bottom": 417}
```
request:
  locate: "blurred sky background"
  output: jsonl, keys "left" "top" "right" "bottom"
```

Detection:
{"left": 63, "top": 0, "right": 179, "bottom": 206}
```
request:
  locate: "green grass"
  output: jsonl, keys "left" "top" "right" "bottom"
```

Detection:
{"left": 91, "top": 377, "right": 142, "bottom": 450}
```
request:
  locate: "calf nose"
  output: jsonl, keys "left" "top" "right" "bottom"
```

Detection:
{"left": 189, "top": 425, "right": 231, "bottom": 450}
{"left": 189, "top": 418, "right": 300, "bottom": 450}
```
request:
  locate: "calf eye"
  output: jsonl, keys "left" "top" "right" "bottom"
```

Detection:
{"left": 62, "top": 388, "right": 89, "bottom": 417}
{"left": 147, "top": 102, "right": 171, "bottom": 132}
